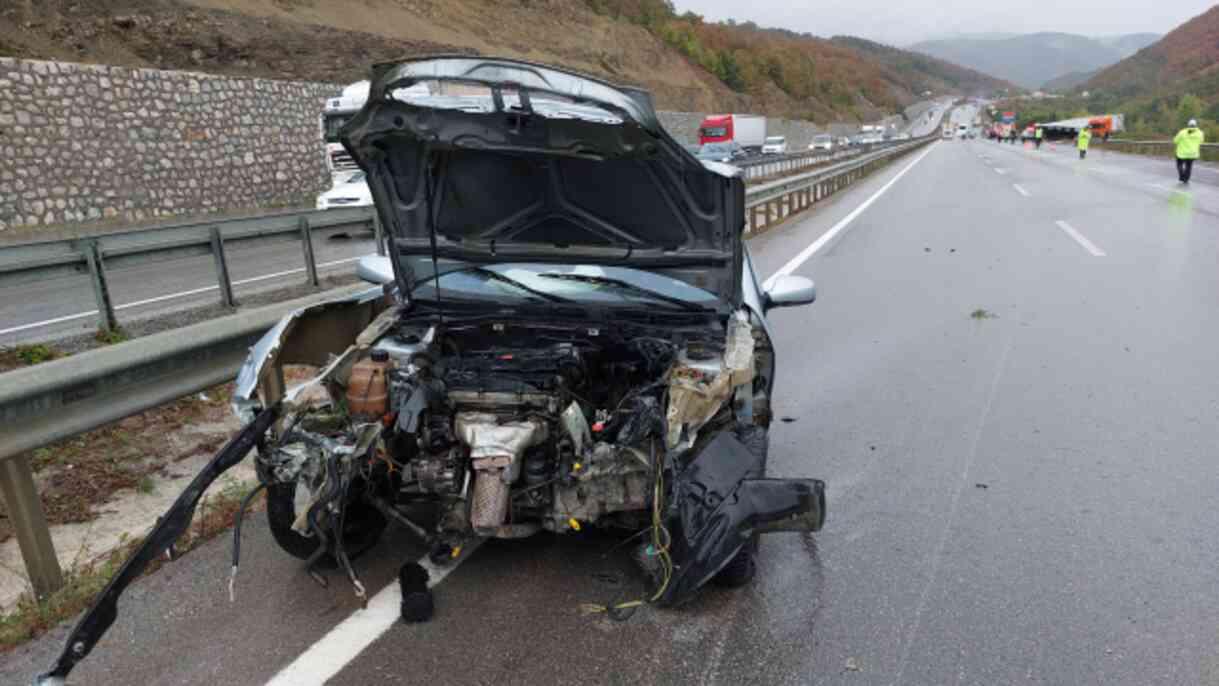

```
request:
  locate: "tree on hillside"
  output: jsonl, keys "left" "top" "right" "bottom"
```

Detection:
{"left": 1177, "top": 94, "right": 1203, "bottom": 125}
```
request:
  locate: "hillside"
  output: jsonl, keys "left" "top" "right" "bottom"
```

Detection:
{"left": 1096, "top": 33, "right": 1162, "bottom": 58}
{"left": 1, "top": 0, "right": 995, "bottom": 123}
{"left": 911, "top": 32, "right": 1159, "bottom": 89}
{"left": 1043, "top": 69, "right": 1097, "bottom": 92}
{"left": 1086, "top": 7, "right": 1219, "bottom": 99}
{"left": 829, "top": 36, "right": 1013, "bottom": 96}
{"left": 1076, "top": 7, "right": 1219, "bottom": 138}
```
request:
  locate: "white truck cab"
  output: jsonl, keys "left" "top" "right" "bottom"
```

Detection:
{"left": 321, "top": 80, "right": 430, "bottom": 185}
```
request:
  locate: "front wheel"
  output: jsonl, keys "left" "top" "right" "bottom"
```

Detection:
{"left": 265, "top": 481, "right": 387, "bottom": 561}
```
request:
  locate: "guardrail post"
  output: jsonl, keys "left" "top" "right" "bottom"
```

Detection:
{"left": 0, "top": 456, "right": 63, "bottom": 599}
{"left": 209, "top": 226, "right": 236, "bottom": 308}
{"left": 299, "top": 217, "right": 319, "bottom": 287}
{"left": 83, "top": 240, "right": 118, "bottom": 333}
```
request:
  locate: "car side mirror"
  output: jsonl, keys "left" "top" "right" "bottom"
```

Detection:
{"left": 764, "top": 274, "right": 816, "bottom": 310}
{"left": 356, "top": 254, "right": 395, "bottom": 285}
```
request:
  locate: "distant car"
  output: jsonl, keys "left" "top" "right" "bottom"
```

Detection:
{"left": 837, "top": 137, "right": 851, "bottom": 148}
{"left": 315, "top": 171, "right": 372, "bottom": 210}
{"left": 809, "top": 134, "right": 833, "bottom": 152}
{"left": 696, "top": 141, "right": 747, "bottom": 163}
{"left": 761, "top": 136, "right": 788, "bottom": 155}
{"left": 894, "top": 133, "right": 911, "bottom": 141}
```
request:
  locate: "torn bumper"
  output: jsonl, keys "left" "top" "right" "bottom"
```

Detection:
{"left": 659, "top": 430, "right": 826, "bottom": 606}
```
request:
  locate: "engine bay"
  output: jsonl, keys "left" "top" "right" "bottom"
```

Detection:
{"left": 261, "top": 312, "right": 760, "bottom": 550}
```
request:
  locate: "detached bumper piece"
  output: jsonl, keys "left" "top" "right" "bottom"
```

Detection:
{"left": 659, "top": 429, "right": 826, "bottom": 606}
{"left": 35, "top": 407, "right": 278, "bottom": 686}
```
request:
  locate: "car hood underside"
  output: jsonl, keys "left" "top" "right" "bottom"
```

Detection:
{"left": 340, "top": 56, "right": 746, "bottom": 307}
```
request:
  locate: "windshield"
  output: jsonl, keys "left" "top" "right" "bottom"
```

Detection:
{"left": 813, "top": 135, "right": 831, "bottom": 142}
{"left": 765, "top": 137, "right": 785, "bottom": 144}
{"left": 701, "top": 126, "right": 728, "bottom": 138}
{"left": 408, "top": 263, "right": 718, "bottom": 309}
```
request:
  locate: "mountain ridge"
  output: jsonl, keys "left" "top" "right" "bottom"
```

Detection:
{"left": 911, "top": 31, "right": 1160, "bottom": 89}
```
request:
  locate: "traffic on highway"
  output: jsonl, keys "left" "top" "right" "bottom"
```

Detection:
{"left": 2, "top": 18, "right": 1218, "bottom": 686}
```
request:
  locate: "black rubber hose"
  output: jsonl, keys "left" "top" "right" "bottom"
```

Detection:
{"left": 231, "top": 482, "right": 267, "bottom": 570}
{"left": 228, "top": 482, "right": 267, "bottom": 602}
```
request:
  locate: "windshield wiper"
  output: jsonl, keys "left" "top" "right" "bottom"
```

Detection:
{"left": 435, "top": 267, "right": 573, "bottom": 303}
{"left": 535, "top": 273, "right": 710, "bottom": 312}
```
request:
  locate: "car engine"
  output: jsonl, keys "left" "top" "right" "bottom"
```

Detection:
{"left": 256, "top": 311, "right": 763, "bottom": 563}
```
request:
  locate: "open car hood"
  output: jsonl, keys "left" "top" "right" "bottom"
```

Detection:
{"left": 341, "top": 56, "right": 745, "bottom": 307}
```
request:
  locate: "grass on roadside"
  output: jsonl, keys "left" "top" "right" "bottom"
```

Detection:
{"left": 0, "top": 343, "right": 65, "bottom": 372}
{"left": 0, "top": 383, "right": 237, "bottom": 544}
{"left": 0, "top": 480, "right": 264, "bottom": 651}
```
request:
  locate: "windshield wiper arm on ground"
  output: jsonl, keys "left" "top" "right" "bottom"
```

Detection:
{"left": 534, "top": 273, "right": 710, "bottom": 312}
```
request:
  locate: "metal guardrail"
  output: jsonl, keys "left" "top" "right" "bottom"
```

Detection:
{"left": 1101, "top": 139, "right": 1219, "bottom": 163}
{"left": 0, "top": 205, "right": 381, "bottom": 333}
{"left": 743, "top": 136, "right": 936, "bottom": 234}
{"left": 0, "top": 133, "right": 936, "bottom": 600}
{"left": 735, "top": 139, "right": 909, "bottom": 181}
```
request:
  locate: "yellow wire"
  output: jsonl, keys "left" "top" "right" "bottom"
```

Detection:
{"left": 581, "top": 439, "right": 672, "bottom": 615}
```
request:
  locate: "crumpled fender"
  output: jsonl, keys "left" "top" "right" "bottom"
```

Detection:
{"left": 231, "top": 286, "right": 389, "bottom": 422}
{"left": 659, "top": 428, "right": 825, "bottom": 605}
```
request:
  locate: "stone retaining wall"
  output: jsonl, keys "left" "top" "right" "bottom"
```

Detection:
{"left": 0, "top": 56, "right": 845, "bottom": 234}
{"left": 0, "top": 58, "right": 334, "bottom": 232}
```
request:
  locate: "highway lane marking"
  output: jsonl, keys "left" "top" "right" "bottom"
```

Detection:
{"left": 0, "top": 256, "right": 362, "bottom": 337}
{"left": 1012, "top": 184, "right": 1030, "bottom": 197}
{"left": 993, "top": 168, "right": 1007, "bottom": 175}
{"left": 1055, "top": 220, "right": 1106, "bottom": 257}
{"left": 762, "top": 142, "right": 938, "bottom": 290}
{"left": 265, "top": 539, "right": 483, "bottom": 686}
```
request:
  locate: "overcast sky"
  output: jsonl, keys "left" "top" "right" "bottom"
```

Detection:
{"left": 671, "top": 0, "right": 1216, "bottom": 46}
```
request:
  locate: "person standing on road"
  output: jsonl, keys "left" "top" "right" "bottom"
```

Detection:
{"left": 1077, "top": 126, "right": 1091, "bottom": 159}
{"left": 1174, "top": 118, "right": 1205, "bottom": 184}
{"left": 1035, "top": 125, "right": 1044, "bottom": 150}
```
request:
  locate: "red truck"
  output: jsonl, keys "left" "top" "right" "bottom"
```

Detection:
{"left": 698, "top": 113, "right": 767, "bottom": 150}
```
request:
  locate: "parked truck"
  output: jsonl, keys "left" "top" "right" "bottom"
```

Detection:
{"left": 698, "top": 114, "right": 767, "bottom": 151}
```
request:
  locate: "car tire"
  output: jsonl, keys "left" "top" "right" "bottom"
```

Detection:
{"left": 266, "top": 481, "right": 387, "bottom": 561}
{"left": 713, "top": 426, "right": 768, "bottom": 588}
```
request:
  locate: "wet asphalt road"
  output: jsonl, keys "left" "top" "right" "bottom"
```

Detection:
{"left": 6, "top": 126, "right": 1219, "bottom": 685}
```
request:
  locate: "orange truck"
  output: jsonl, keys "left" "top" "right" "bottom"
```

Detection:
{"left": 1087, "top": 115, "right": 1124, "bottom": 138}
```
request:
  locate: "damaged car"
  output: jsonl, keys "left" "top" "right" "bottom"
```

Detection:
{"left": 38, "top": 56, "right": 824, "bottom": 684}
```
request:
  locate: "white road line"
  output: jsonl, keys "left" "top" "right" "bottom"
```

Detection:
{"left": 266, "top": 540, "right": 483, "bottom": 686}
{"left": 993, "top": 168, "right": 1007, "bottom": 175}
{"left": 1055, "top": 220, "right": 1106, "bottom": 257}
{"left": 1012, "top": 184, "right": 1031, "bottom": 197}
{"left": 0, "top": 256, "right": 361, "bottom": 337}
{"left": 763, "top": 142, "right": 938, "bottom": 289}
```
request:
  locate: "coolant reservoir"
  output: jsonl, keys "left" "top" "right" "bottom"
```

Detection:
{"left": 347, "top": 349, "right": 390, "bottom": 420}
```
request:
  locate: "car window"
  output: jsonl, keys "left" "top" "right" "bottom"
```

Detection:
{"left": 409, "top": 263, "right": 719, "bottom": 307}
